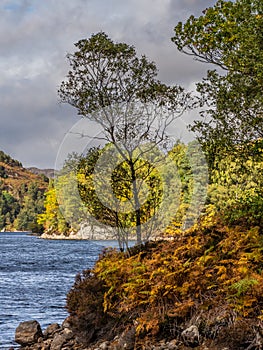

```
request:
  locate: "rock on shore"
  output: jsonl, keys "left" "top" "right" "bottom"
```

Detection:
{"left": 15, "top": 320, "right": 43, "bottom": 346}
{"left": 14, "top": 319, "right": 79, "bottom": 350}
{"left": 40, "top": 223, "right": 116, "bottom": 240}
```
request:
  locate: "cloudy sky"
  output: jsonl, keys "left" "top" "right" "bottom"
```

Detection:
{"left": 0, "top": 0, "right": 217, "bottom": 168}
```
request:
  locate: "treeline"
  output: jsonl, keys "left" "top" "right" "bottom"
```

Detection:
{"left": 39, "top": 138, "right": 263, "bottom": 241}
{"left": 0, "top": 183, "right": 45, "bottom": 232}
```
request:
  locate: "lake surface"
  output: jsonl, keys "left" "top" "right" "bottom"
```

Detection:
{"left": 0, "top": 231, "right": 119, "bottom": 349}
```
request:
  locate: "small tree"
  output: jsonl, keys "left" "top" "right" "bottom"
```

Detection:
{"left": 77, "top": 145, "right": 171, "bottom": 250}
{"left": 59, "top": 32, "right": 191, "bottom": 245}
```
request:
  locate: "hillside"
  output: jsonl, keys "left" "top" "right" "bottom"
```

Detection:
{"left": 0, "top": 150, "right": 49, "bottom": 232}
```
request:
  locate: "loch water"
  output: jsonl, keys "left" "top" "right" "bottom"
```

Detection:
{"left": 0, "top": 231, "right": 118, "bottom": 349}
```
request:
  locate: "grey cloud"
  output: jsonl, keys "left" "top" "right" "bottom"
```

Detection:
{"left": 0, "top": 0, "right": 217, "bottom": 168}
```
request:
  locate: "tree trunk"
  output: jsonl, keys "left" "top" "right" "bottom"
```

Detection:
{"left": 130, "top": 161, "right": 142, "bottom": 245}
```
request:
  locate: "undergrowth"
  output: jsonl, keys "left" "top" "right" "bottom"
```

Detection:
{"left": 66, "top": 215, "right": 263, "bottom": 348}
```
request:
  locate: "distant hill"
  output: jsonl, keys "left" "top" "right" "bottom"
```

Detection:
{"left": 27, "top": 167, "right": 56, "bottom": 179}
{"left": 0, "top": 150, "right": 49, "bottom": 232}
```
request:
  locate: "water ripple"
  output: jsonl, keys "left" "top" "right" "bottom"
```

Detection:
{"left": 0, "top": 232, "right": 118, "bottom": 348}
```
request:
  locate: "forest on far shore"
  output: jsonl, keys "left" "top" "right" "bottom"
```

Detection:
{"left": 0, "top": 150, "right": 48, "bottom": 232}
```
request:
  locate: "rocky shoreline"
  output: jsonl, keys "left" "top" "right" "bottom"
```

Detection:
{"left": 12, "top": 319, "right": 186, "bottom": 350}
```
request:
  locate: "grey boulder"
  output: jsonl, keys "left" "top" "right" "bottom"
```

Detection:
{"left": 15, "top": 320, "right": 43, "bottom": 346}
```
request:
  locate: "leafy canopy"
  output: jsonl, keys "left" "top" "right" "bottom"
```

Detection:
{"left": 59, "top": 32, "right": 187, "bottom": 115}
{"left": 172, "top": 0, "right": 263, "bottom": 75}
{"left": 172, "top": 0, "right": 263, "bottom": 156}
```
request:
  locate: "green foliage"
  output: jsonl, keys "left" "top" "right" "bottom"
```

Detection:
{"left": 37, "top": 180, "right": 69, "bottom": 234}
{"left": 77, "top": 145, "right": 166, "bottom": 245}
{"left": 77, "top": 141, "right": 206, "bottom": 246}
{"left": 59, "top": 32, "right": 188, "bottom": 114}
{"left": 230, "top": 278, "right": 259, "bottom": 297}
{"left": 77, "top": 147, "right": 113, "bottom": 227}
{"left": 0, "top": 150, "right": 48, "bottom": 232}
{"left": 14, "top": 183, "right": 45, "bottom": 232}
{"left": 0, "top": 190, "right": 20, "bottom": 229}
{"left": 192, "top": 70, "right": 263, "bottom": 163}
{"left": 0, "top": 165, "right": 8, "bottom": 178}
{"left": 172, "top": 0, "right": 263, "bottom": 160}
{"left": 167, "top": 141, "right": 208, "bottom": 232}
{"left": 55, "top": 172, "right": 86, "bottom": 230}
{"left": 0, "top": 183, "right": 45, "bottom": 232}
{"left": 173, "top": 0, "right": 263, "bottom": 73}
{"left": 45, "top": 140, "right": 208, "bottom": 244}
{"left": 207, "top": 143, "right": 263, "bottom": 228}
